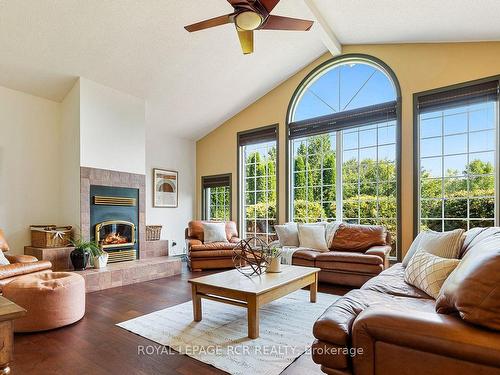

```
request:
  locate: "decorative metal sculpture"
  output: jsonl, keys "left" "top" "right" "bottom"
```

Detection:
{"left": 232, "top": 237, "right": 269, "bottom": 277}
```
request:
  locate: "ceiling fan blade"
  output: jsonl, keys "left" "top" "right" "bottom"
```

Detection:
{"left": 227, "top": 0, "right": 251, "bottom": 7}
{"left": 237, "top": 29, "right": 254, "bottom": 54}
{"left": 261, "top": 15, "right": 313, "bottom": 31}
{"left": 259, "top": 0, "right": 280, "bottom": 13}
{"left": 184, "top": 14, "right": 233, "bottom": 32}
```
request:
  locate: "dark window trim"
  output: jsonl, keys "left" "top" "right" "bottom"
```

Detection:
{"left": 201, "top": 173, "right": 232, "bottom": 221}
{"left": 285, "top": 53, "right": 403, "bottom": 261}
{"left": 413, "top": 75, "right": 500, "bottom": 240}
{"left": 237, "top": 123, "right": 279, "bottom": 238}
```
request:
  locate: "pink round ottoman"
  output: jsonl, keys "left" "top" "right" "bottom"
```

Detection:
{"left": 3, "top": 272, "right": 85, "bottom": 332}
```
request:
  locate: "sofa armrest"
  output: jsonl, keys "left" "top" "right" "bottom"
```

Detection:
{"left": 229, "top": 237, "right": 242, "bottom": 244}
{"left": 364, "top": 245, "right": 391, "bottom": 268}
{"left": 352, "top": 306, "right": 500, "bottom": 373}
{"left": 5, "top": 254, "right": 39, "bottom": 263}
{"left": 186, "top": 239, "right": 203, "bottom": 250}
{"left": 0, "top": 261, "right": 52, "bottom": 280}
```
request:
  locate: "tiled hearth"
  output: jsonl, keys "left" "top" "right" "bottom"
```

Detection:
{"left": 74, "top": 257, "right": 182, "bottom": 293}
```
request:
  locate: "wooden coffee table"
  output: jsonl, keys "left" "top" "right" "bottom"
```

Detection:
{"left": 188, "top": 265, "right": 320, "bottom": 339}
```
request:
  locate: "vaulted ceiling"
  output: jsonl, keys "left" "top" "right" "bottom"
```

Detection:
{"left": 1, "top": 0, "right": 500, "bottom": 140}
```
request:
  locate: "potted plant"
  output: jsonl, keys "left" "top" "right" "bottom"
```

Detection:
{"left": 266, "top": 246, "right": 282, "bottom": 273}
{"left": 70, "top": 239, "right": 108, "bottom": 270}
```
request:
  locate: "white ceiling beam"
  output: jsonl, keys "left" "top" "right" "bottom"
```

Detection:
{"left": 304, "top": 0, "right": 342, "bottom": 55}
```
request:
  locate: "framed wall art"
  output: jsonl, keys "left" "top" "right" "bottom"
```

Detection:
{"left": 153, "top": 169, "right": 178, "bottom": 208}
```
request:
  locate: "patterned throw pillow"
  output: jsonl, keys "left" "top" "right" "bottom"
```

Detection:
{"left": 202, "top": 222, "right": 228, "bottom": 243}
{"left": 404, "top": 251, "right": 460, "bottom": 299}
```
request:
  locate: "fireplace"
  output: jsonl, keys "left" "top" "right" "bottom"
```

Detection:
{"left": 95, "top": 220, "right": 136, "bottom": 249}
{"left": 90, "top": 185, "right": 139, "bottom": 263}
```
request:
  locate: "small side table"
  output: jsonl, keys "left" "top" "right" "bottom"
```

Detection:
{"left": 24, "top": 246, "right": 74, "bottom": 271}
{"left": 0, "top": 297, "right": 26, "bottom": 374}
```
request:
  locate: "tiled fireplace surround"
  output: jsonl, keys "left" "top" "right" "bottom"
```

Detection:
{"left": 77, "top": 167, "right": 181, "bottom": 292}
{"left": 80, "top": 166, "right": 146, "bottom": 249}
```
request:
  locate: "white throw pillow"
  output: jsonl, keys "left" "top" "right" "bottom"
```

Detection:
{"left": 274, "top": 223, "right": 299, "bottom": 247}
{"left": 202, "top": 222, "right": 228, "bottom": 243}
{"left": 402, "top": 229, "right": 465, "bottom": 267}
{"left": 298, "top": 224, "right": 329, "bottom": 252}
{"left": 404, "top": 250, "right": 460, "bottom": 298}
{"left": 0, "top": 251, "right": 10, "bottom": 266}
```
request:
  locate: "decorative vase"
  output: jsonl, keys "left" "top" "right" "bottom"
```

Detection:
{"left": 93, "top": 253, "right": 109, "bottom": 269}
{"left": 266, "top": 256, "right": 282, "bottom": 273}
{"left": 70, "top": 248, "right": 89, "bottom": 271}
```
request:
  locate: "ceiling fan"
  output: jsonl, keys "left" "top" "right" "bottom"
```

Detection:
{"left": 184, "top": 0, "right": 314, "bottom": 55}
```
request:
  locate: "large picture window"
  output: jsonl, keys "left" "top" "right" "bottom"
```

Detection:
{"left": 415, "top": 80, "right": 499, "bottom": 233}
{"left": 238, "top": 125, "right": 278, "bottom": 244}
{"left": 201, "top": 174, "right": 231, "bottom": 221}
{"left": 288, "top": 55, "right": 401, "bottom": 257}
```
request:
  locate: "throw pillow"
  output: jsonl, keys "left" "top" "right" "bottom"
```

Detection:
{"left": 0, "top": 229, "right": 10, "bottom": 252}
{"left": 202, "top": 222, "right": 228, "bottom": 243}
{"left": 402, "top": 229, "right": 465, "bottom": 267}
{"left": 0, "top": 251, "right": 9, "bottom": 266}
{"left": 404, "top": 251, "right": 460, "bottom": 299}
{"left": 298, "top": 224, "right": 329, "bottom": 252}
{"left": 275, "top": 223, "right": 299, "bottom": 247}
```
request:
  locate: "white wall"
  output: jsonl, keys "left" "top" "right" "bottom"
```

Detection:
{"left": 0, "top": 86, "right": 61, "bottom": 253}
{"left": 145, "top": 122, "right": 196, "bottom": 255}
{"left": 79, "top": 78, "right": 146, "bottom": 175}
{"left": 60, "top": 79, "right": 81, "bottom": 232}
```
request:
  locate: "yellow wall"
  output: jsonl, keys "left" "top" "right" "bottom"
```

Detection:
{"left": 196, "top": 42, "right": 500, "bottom": 256}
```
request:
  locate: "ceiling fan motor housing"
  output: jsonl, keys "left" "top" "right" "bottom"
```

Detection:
{"left": 235, "top": 11, "right": 264, "bottom": 30}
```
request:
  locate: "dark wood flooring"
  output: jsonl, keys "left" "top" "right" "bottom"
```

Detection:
{"left": 12, "top": 263, "right": 350, "bottom": 375}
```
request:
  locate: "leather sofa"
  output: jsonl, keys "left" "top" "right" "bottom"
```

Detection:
{"left": 185, "top": 221, "right": 242, "bottom": 271}
{"left": 0, "top": 229, "right": 53, "bottom": 291}
{"left": 311, "top": 227, "right": 500, "bottom": 375}
{"left": 292, "top": 224, "right": 392, "bottom": 287}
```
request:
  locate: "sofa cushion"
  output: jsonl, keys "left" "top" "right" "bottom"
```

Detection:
{"left": 189, "top": 249, "right": 241, "bottom": 258}
{"left": 190, "top": 242, "right": 239, "bottom": 251}
{"left": 292, "top": 249, "right": 322, "bottom": 260}
{"left": 316, "top": 261, "right": 383, "bottom": 274}
{"left": 436, "top": 227, "right": 500, "bottom": 330}
{"left": 313, "top": 289, "right": 435, "bottom": 346}
{"left": 362, "top": 264, "right": 432, "bottom": 299}
{"left": 316, "top": 251, "right": 383, "bottom": 265}
{"left": 330, "top": 224, "right": 387, "bottom": 252}
{"left": 0, "top": 229, "right": 9, "bottom": 252}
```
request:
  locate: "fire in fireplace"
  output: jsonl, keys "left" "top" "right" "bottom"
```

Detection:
{"left": 95, "top": 220, "right": 136, "bottom": 248}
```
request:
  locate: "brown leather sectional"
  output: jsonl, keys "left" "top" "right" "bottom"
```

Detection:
{"left": 292, "top": 224, "right": 392, "bottom": 287}
{"left": 311, "top": 227, "right": 500, "bottom": 375}
{"left": 0, "top": 230, "right": 53, "bottom": 291}
{"left": 186, "top": 221, "right": 392, "bottom": 288}
{"left": 185, "top": 221, "right": 242, "bottom": 271}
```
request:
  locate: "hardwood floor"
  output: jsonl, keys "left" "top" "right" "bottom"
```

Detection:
{"left": 12, "top": 263, "right": 350, "bottom": 375}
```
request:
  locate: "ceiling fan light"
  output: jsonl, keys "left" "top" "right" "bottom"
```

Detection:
{"left": 235, "top": 11, "right": 263, "bottom": 31}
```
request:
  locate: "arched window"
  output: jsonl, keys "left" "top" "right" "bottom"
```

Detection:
{"left": 287, "top": 54, "right": 401, "bottom": 258}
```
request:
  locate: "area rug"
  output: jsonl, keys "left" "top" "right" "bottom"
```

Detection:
{"left": 117, "top": 290, "right": 339, "bottom": 375}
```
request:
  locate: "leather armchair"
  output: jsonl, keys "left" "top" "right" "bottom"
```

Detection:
{"left": 0, "top": 230, "right": 52, "bottom": 291}
{"left": 186, "top": 221, "right": 241, "bottom": 271}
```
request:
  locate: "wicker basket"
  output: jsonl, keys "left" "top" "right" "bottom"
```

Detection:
{"left": 30, "top": 225, "right": 72, "bottom": 248}
{"left": 146, "top": 225, "right": 162, "bottom": 241}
